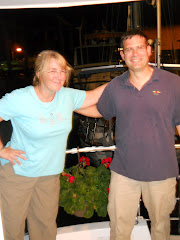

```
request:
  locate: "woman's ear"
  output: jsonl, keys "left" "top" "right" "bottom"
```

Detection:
{"left": 36, "top": 71, "right": 40, "bottom": 79}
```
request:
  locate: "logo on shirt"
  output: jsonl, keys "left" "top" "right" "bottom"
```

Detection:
{"left": 152, "top": 90, "right": 161, "bottom": 95}
{"left": 39, "top": 111, "right": 64, "bottom": 125}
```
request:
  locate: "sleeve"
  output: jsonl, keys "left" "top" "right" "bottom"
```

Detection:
{"left": 0, "top": 90, "right": 21, "bottom": 121}
{"left": 70, "top": 88, "right": 86, "bottom": 110}
{"left": 173, "top": 76, "right": 180, "bottom": 126}
{"left": 97, "top": 82, "right": 116, "bottom": 120}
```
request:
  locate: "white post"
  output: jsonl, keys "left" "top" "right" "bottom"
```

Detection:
{"left": 0, "top": 210, "right": 4, "bottom": 240}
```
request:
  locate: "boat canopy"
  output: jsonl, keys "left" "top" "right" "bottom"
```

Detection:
{"left": 0, "top": 0, "right": 142, "bottom": 9}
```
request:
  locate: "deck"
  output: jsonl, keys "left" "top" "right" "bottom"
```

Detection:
{"left": 23, "top": 217, "right": 180, "bottom": 240}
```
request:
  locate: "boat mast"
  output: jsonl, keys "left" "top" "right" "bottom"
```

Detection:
{"left": 127, "top": 1, "right": 141, "bottom": 30}
{"left": 132, "top": 2, "right": 141, "bottom": 30}
{"left": 156, "top": 0, "right": 161, "bottom": 68}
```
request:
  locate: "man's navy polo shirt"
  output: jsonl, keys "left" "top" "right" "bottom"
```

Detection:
{"left": 97, "top": 67, "right": 180, "bottom": 181}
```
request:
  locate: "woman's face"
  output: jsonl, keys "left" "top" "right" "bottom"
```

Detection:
{"left": 37, "top": 58, "right": 67, "bottom": 95}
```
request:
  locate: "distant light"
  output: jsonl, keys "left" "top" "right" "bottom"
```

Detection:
{"left": 148, "top": 39, "right": 154, "bottom": 46}
{"left": 16, "top": 47, "right": 22, "bottom": 52}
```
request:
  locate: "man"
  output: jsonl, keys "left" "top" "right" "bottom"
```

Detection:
{"left": 77, "top": 29, "right": 180, "bottom": 240}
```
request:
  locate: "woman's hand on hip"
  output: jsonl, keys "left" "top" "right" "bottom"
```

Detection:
{"left": 0, "top": 146, "right": 26, "bottom": 165}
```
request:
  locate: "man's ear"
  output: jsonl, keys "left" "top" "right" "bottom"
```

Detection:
{"left": 120, "top": 50, "right": 125, "bottom": 61}
{"left": 147, "top": 45, "right": 152, "bottom": 57}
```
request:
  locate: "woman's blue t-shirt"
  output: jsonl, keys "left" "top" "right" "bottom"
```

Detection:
{"left": 0, "top": 86, "right": 86, "bottom": 177}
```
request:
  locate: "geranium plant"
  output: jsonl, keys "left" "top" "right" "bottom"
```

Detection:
{"left": 60, "top": 155, "right": 112, "bottom": 218}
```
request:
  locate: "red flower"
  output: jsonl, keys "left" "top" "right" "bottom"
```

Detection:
{"left": 86, "top": 161, "right": 90, "bottom": 166}
{"left": 106, "top": 157, "right": 112, "bottom": 163}
{"left": 79, "top": 156, "right": 90, "bottom": 164}
{"left": 79, "top": 156, "right": 91, "bottom": 166}
{"left": 101, "top": 157, "right": 112, "bottom": 168}
{"left": 85, "top": 157, "right": 90, "bottom": 162}
{"left": 106, "top": 163, "right": 110, "bottom": 168}
{"left": 69, "top": 176, "right": 75, "bottom": 183}
{"left": 79, "top": 156, "right": 85, "bottom": 162}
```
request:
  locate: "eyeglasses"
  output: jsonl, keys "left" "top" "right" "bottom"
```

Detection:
{"left": 124, "top": 45, "right": 147, "bottom": 54}
{"left": 47, "top": 70, "right": 68, "bottom": 76}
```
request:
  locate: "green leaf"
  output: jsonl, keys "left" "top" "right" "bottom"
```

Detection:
{"left": 84, "top": 208, "right": 94, "bottom": 219}
{"left": 60, "top": 163, "right": 111, "bottom": 218}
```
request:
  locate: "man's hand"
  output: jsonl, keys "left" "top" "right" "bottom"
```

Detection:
{"left": 0, "top": 146, "right": 26, "bottom": 165}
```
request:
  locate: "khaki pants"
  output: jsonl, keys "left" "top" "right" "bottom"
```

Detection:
{"left": 108, "top": 170, "right": 177, "bottom": 240}
{"left": 0, "top": 163, "right": 60, "bottom": 240}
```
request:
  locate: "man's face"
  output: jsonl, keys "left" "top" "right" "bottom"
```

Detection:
{"left": 120, "top": 35, "right": 152, "bottom": 73}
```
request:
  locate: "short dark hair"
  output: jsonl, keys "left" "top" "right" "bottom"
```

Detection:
{"left": 120, "top": 29, "right": 148, "bottom": 48}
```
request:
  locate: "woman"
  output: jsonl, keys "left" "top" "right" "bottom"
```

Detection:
{"left": 0, "top": 50, "right": 107, "bottom": 240}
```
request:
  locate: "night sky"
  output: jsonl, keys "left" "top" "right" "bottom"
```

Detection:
{"left": 0, "top": 0, "right": 179, "bottom": 63}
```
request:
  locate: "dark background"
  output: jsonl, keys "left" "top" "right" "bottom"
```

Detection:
{"left": 0, "top": 0, "right": 179, "bottom": 64}
{"left": 0, "top": 1, "right": 180, "bottom": 233}
{"left": 0, "top": 0, "right": 179, "bottom": 142}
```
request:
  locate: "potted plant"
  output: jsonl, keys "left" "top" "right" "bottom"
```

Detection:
{"left": 60, "top": 155, "right": 112, "bottom": 219}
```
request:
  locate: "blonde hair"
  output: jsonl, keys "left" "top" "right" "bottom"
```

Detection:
{"left": 33, "top": 50, "right": 73, "bottom": 87}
